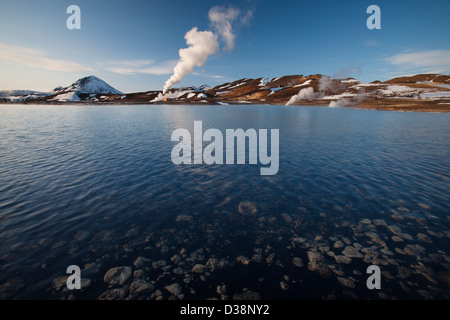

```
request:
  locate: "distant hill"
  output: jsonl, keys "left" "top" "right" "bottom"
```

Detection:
{"left": 1, "top": 74, "right": 449, "bottom": 112}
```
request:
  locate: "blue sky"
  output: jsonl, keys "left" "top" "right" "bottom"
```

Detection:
{"left": 0, "top": 0, "right": 449, "bottom": 92}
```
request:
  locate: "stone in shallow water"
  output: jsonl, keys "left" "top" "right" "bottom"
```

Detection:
{"left": 335, "top": 255, "right": 352, "bottom": 264}
{"left": 133, "top": 256, "right": 150, "bottom": 268}
{"left": 266, "top": 253, "right": 275, "bottom": 264}
{"left": 418, "top": 203, "right": 431, "bottom": 210}
{"left": 74, "top": 230, "right": 90, "bottom": 241}
{"left": 388, "top": 225, "right": 402, "bottom": 235}
{"left": 397, "top": 266, "right": 411, "bottom": 279}
{"left": 164, "top": 283, "right": 182, "bottom": 296}
{"left": 52, "top": 276, "right": 67, "bottom": 291}
{"left": 238, "top": 201, "right": 258, "bottom": 215}
{"left": 333, "top": 241, "right": 344, "bottom": 249}
{"left": 417, "top": 289, "right": 433, "bottom": 300}
{"left": 236, "top": 256, "right": 250, "bottom": 265}
{"left": 338, "top": 277, "right": 355, "bottom": 289}
{"left": 216, "top": 284, "right": 227, "bottom": 295}
{"left": 191, "top": 264, "right": 206, "bottom": 274}
{"left": 104, "top": 266, "right": 132, "bottom": 286}
{"left": 281, "top": 213, "right": 293, "bottom": 224}
{"left": 392, "top": 236, "right": 403, "bottom": 242}
{"left": 173, "top": 267, "right": 184, "bottom": 275}
{"left": 404, "top": 244, "right": 425, "bottom": 256}
{"left": 232, "top": 291, "right": 261, "bottom": 300}
{"left": 342, "top": 246, "right": 363, "bottom": 259}
{"left": 205, "top": 258, "right": 218, "bottom": 272}
{"left": 417, "top": 233, "right": 432, "bottom": 244}
{"left": 252, "top": 254, "right": 262, "bottom": 263}
{"left": 373, "top": 219, "right": 387, "bottom": 227}
{"left": 176, "top": 215, "right": 193, "bottom": 223}
{"left": 130, "top": 279, "right": 154, "bottom": 296}
{"left": 152, "top": 260, "right": 167, "bottom": 269}
{"left": 307, "top": 250, "right": 332, "bottom": 278}
{"left": 399, "top": 233, "right": 413, "bottom": 241}
{"left": 292, "top": 257, "right": 303, "bottom": 268}
{"left": 280, "top": 281, "right": 288, "bottom": 291}
{"left": 99, "top": 288, "right": 127, "bottom": 300}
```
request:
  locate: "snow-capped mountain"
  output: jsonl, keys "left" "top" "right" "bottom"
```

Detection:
{"left": 47, "top": 76, "right": 123, "bottom": 102}
{"left": 52, "top": 76, "right": 122, "bottom": 95}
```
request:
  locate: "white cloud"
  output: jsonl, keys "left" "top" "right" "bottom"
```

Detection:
{"left": 105, "top": 59, "right": 177, "bottom": 75}
{"left": 0, "top": 42, "right": 94, "bottom": 72}
{"left": 385, "top": 50, "right": 450, "bottom": 74}
{"left": 192, "top": 71, "right": 224, "bottom": 79}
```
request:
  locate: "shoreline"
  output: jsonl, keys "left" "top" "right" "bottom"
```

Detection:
{"left": 1, "top": 98, "right": 449, "bottom": 113}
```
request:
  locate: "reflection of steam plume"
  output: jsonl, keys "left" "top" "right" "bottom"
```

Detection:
{"left": 163, "top": 28, "right": 218, "bottom": 94}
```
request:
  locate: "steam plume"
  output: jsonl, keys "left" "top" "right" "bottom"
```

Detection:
{"left": 208, "top": 6, "right": 241, "bottom": 51}
{"left": 163, "top": 28, "right": 218, "bottom": 94}
{"left": 162, "top": 6, "right": 252, "bottom": 94}
{"left": 286, "top": 87, "right": 318, "bottom": 105}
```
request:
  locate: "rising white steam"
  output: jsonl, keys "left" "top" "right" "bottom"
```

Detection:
{"left": 163, "top": 28, "right": 219, "bottom": 94}
{"left": 329, "top": 93, "right": 366, "bottom": 108}
{"left": 286, "top": 87, "right": 318, "bottom": 105}
{"left": 163, "top": 6, "right": 252, "bottom": 94}
{"left": 208, "top": 6, "right": 241, "bottom": 51}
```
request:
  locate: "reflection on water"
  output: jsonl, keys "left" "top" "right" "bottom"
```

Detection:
{"left": 0, "top": 104, "right": 449, "bottom": 300}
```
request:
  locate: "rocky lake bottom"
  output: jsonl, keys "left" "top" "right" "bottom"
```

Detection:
{"left": 0, "top": 104, "right": 448, "bottom": 300}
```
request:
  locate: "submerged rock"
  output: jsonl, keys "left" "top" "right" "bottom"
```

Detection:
{"left": 342, "top": 246, "right": 363, "bottom": 259}
{"left": 164, "top": 283, "right": 182, "bottom": 296}
{"left": 373, "top": 219, "right": 387, "bottom": 227}
{"left": 404, "top": 244, "right": 425, "bottom": 256}
{"left": 292, "top": 257, "right": 303, "bottom": 268}
{"left": 99, "top": 288, "right": 127, "bottom": 300}
{"left": 417, "top": 233, "right": 433, "bottom": 244}
{"left": 236, "top": 256, "right": 250, "bottom": 265}
{"left": 191, "top": 264, "right": 206, "bottom": 274}
{"left": 152, "top": 260, "right": 167, "bottom": 269}
{"left": 133, "top": 256, "right": 150, "bottom": 268}
{"left": 266, "top": 253, "right": 276, "bottom": 264}
{"left": 232, "top": 291, "right": 261, "bottom": 300}
{"left": 176, "top": 215, "right": 193, "bottom": 223}
{"left": 397, "top": 266, "right": 411, "bottom": 279}
{"left": 281, "top": 213, "right": 293, "bottom": 224}
{"left": 74, "top": 230, "right": 90, "bottom": 241}
{"left": 307, "top": 250, "right": 332, "bottom": 278}
{"left": 238, "top": 201, "right": 258, "bottom": 216}
{"left": 335, "top": 255, "right": 352, "bottom": 264}
{"left": 206, "top": 258, "right": 218, "bottom": 272}
{"left": 338, "top": 277, "right": 355, "bottom": 289}
{"left": 333, "top": 241, "right": 344, "bottom": 249}
{"left": 173, "top": 267, "right": 184, "bottom": 275}
{"left": 104, "top": 266, "right": 132, "bottom": 286}
{"left": 418, "top": 203, "right": 431, "bottom": 210}
{"left": 130, "top": 279, "right": 154, "bottom": 296}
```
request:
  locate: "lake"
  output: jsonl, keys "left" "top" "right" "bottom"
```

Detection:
{"left": 0, "top": 104, "right": 449, "bottom": 300}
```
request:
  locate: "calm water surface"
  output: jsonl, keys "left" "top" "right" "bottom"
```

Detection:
{"left": 0, "top": 104, "right": 449, "bottom": 299}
